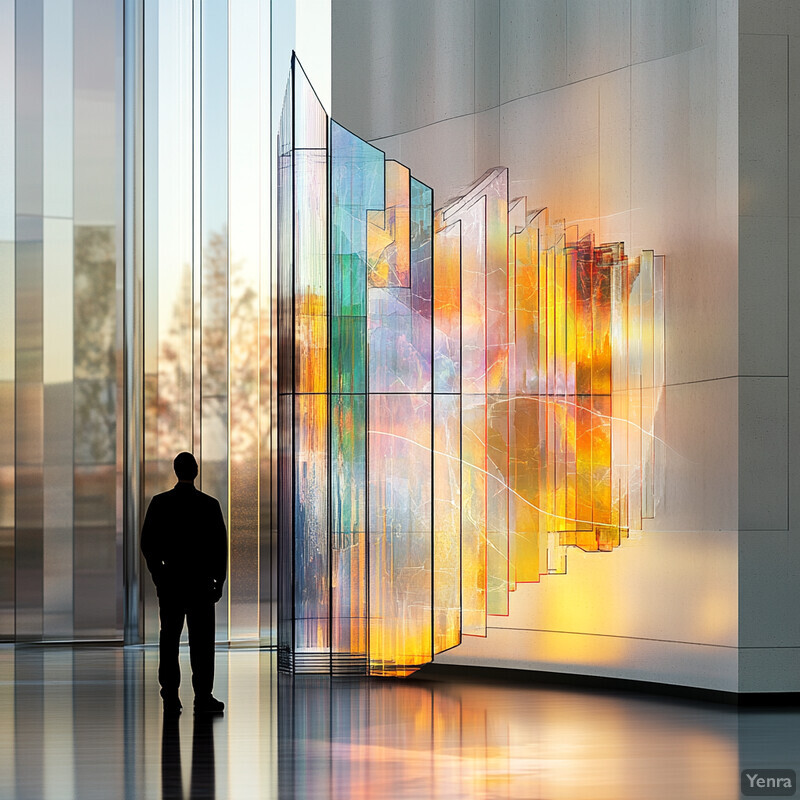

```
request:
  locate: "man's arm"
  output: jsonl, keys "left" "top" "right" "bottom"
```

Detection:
{"left": 140, "top": 496, "right": 164, "bottom": 586}
{"left": 212, "top": 499, "right": 227, "bottom": 601}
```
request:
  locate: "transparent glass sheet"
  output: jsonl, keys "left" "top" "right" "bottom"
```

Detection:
{"left": 0, "top": 0, "right": 14, "bottom": 641}
{"left": 433, "top": 217, "right": 461, "bottom": 394}
{"left": 73, "top": 226, "right": 119, "bottom": 636}
{"left": 293, "top": 61, "right": 327, "bottom": 395}
{"left": 652, "top": 254, "right": 667, "bottom": 515}
{"left": 329, "top": 121, "right": 384, "bottom": 670}
{"left": 279, "top": 58, "right": 335, "bottom": 669}
{"left": 368, "top": 162, "right": 432, "bottom": 394}
{"left": 437, "top": 168, "right": 511, "bottom": 632}
{"left": 142, "top": 0, "right": 194, "bottom": 642}
{"left": 368, "top": 161, "right": 410, "bottom": 290}
{"left": 42, "top": 219, "right": 74, "bottom": 638}
{"left": 460, "top": 394, "right": 487, "bottom": 635}
{"left": 277, "top": 75, "right": 293, "bottom": 668}
{"left": 258, "top": 1, "right": 273, "bottom": 647}
{"left": 626, "top": 254, "right": 643, "bottom": 531}
{"left": 15, "top": 2, "right": 44, "bottom": 641}
{"left": 0, "top": 240, "right": 13, "bottom": 641}
{"left": 485, "top": 169, "right": 509, "bottom": 616}
{"left": 277, "top": 394, "right": 293, "bottom": 669}
{"left": 229, "top": 0, "right": 260, "bottom": 641}
{"left": 410, "top": 178, "right": 433, "bottom": 390}
{"left": 639, "top": 250, "right": 656, "bottom": 520}
{"left": 433, "top": 395, "right": 460, "bottom": 653}
{"left": 141, "top": 0, "right": 159, "bottom": 643}
{"left": 330, "top": 121, "right": 383, "bottom": 395}
{"left": 200, "top": 0, "right": 229, "bottom": 637}
{"left": 74, "top": 0, "right": 121, "bottom": 641}
{"left": 589, "top": 243, "right": 614, "bottom": 549}
{"left": 445, "top": 193, "right": 487, "bottom": 636}
{"left": 41, "top": 0, "right": 74, "bottom": 641}
{"left": 294, "top": 394, "right": 329, "bottom": 656}
{"left": 138, "top": 0, "right": 274, "bottom": 645}
{"left": 15, "top": 215, "right": 44, "bottom": 640}
{"left": 277, "top": 78, "right": 293, "bottom": 398}
{"left": 368, "top": 394, "right": 432, "bottom": 676}
{"left": 331, "top": 395, "right": 367, "bottom": 667}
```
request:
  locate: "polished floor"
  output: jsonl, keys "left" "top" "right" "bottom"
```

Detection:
{"left": 0, "top": 645, "right": 797, "bottom": 799}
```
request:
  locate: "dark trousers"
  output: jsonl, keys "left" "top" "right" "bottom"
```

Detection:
{"left": 158, "top": 598, "right": 216, "bottom": 698}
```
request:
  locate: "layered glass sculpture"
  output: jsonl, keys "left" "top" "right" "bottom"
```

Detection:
{"left": 278, "top": 57, "right": 665, "bottom": 676}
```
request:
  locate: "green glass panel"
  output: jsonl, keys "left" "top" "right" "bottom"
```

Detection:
{"left": 331, "top": 316, "right": 365, "bottom": 395}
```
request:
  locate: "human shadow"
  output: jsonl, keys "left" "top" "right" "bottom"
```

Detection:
{"left": 190, "top": 714, "right": 217, "bottom": 800}
{"left": 160, "top": 713, "right": 218, "bottom": 800}
{"left": 161, "top": 714, "right": 183, "bottom": 800}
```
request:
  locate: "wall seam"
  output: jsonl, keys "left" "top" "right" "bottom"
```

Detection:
{"left": 480, "top": 626, "right": 738, "bottom": 648}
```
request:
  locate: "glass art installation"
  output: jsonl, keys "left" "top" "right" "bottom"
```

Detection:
{"left": 278, "top": 57, "right": 666, "bottom": 676}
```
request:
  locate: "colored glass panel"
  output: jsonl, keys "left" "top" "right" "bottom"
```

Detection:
{"left": 433, "top": 394, "right": 460, "bottom": 653}
{"left": 331, "top": 394, "right": 367, "bottom": 671}
{"left": 294, "top": 393, "right": 329, "bottom": 656}
{"left": 330, "top": 120, "right": 383, "bottom": 394}
{"left": 368, "top": 393, "right": 432, "bottom": 676}
{"left": 433, "top": 217, "right": 461, "bottom": 394}
{"left": 294, "top": 63, "right": 327, "bottom": 396}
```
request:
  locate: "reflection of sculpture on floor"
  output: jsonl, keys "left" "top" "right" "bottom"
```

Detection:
{"left": 141, "top": 451, "right": 227, "bottom": 713}
{"left": 278, "top": 56, "right": 666, "bottom": 676}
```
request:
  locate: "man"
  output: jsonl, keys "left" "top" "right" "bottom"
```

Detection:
{"left": 141, "top": 452, "right": 227, "bottom": 715}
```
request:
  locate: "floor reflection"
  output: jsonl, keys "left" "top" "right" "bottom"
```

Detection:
{"left": 190, "top": 716, "right": 217, "bottom": 800}
{"left": 1, "top": 645, "right": 800, "bottom": 799}
{"left": 160, "top": 715, "right": 183, "bottom": 800}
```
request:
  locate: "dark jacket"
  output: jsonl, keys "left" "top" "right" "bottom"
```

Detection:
{"left": 140, "top": 483, "right": 227, "bottom": 602}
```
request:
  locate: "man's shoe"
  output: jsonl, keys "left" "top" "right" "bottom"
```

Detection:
{"left": 162, "top": 695, "right": 183, "bottom": 715}
{"left": 194, "top": 695, "right": 224, "bottom": 715}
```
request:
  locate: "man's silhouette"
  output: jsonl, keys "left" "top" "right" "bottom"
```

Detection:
{"left": 141, "top": 452, "right": 227, "bottom": 715}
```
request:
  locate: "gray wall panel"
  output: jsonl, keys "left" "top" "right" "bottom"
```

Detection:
{"left": 332, "top": 0, "right": 475, "bottom": 140}
{"left": 741, "top": 0, "right": 800, "bottom": 36}
{"left": 631, "top": 0, "right": 713, "bottom": 64}
{"left": 499, "top": 0, "right": 566, "bottom": 104}
{"left": 567, "top": 0, "right": 630, "bottom": 83}
{"left": 790, "top": 36, "right": 800, "bottom": 218}
{"left": 739, "top": 377, "right": 789, "bottom": 532}
{"left": 474, "top": 0, "right": 499, "bottom": 112}
{"left": 738, "top": 214, "right": 788, "bottom": 376}
{"left": 736, "top": 2, "right": 796, "bottom": 691}
{"left": 790, "top": 217, "right": 800, "bottom": 539}
{"left": 739, "top": 530, "right": 800, "bottom": 648}
{"left": 739, "top": 34, "right": 788, "bottom": 219}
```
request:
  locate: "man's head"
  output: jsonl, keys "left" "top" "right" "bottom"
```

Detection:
{"left": 173, "top": 452, "right": 198, "bottom": 482}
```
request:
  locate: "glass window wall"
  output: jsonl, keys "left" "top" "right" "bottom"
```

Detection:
{"left": 1, "top": 0, "right": 294, "bottom": 644}
{"left": 139, "top": 0, "right": 276, "bottom": 644}
{"left": 0, "top": 0, "right": 123, "bottom": 642}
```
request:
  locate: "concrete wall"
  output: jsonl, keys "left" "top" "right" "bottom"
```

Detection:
{"left": 737, "top": 0, "right": 799, "bottom": 693}
{"left": 332, "top": 0, "right": 758, "bottom": 692}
